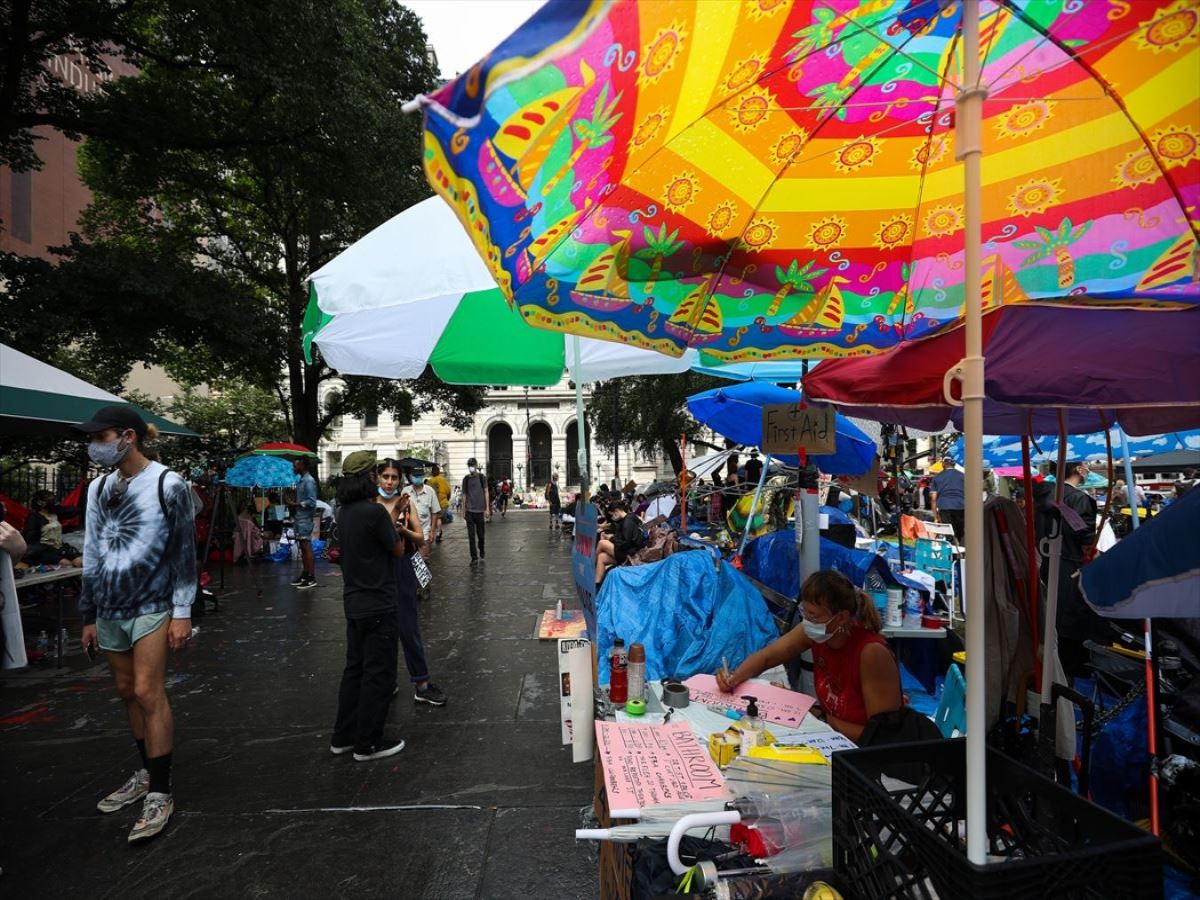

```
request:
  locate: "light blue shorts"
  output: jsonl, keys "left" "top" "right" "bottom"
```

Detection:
{"left": 294, "top": 515, "right": 314, "bottom": 540}
{"left": 97, "top": 612, "right": 170, "bottom": 653}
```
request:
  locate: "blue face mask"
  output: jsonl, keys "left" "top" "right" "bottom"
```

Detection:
{"left": 378, "top": 486, "right": 398, "bottom": 499}
{"left": 412, "top": 476, "right": 425, "bottom": 486}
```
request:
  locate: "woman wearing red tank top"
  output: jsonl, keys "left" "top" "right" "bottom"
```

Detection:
{"left": 717, "top": 571, "right": 902, "bottom": 741}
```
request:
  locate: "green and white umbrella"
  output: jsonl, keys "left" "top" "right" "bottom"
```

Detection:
{"left": 304, "top": 197, "right": 699, "bottom": 386}
{"left": 0, "top": 343, "right": 194, "bottom": 437}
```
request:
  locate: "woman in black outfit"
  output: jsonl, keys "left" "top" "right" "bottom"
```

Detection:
{"left": 375, "top": 459, "right": 447, "bottom": 707}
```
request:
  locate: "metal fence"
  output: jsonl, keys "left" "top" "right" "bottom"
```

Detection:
{"left": 0, "top": 462, "right": 93, "bottom": 507}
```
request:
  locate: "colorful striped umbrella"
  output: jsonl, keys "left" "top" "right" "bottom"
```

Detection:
{"left": 409, "top": 0, "right": 1198, "bottom": 363}
{"left": 951, "top": 429, "right": 1200, "bottom": 467}
{"left": 408, "top": 0, "right": 1200, "bottom": 864}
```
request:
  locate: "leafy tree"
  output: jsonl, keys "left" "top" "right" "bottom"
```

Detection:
{"left": 587, "top": 372, "right": 724, "bottom": 475}
{"left": 2, "top": 0, "right": 486, "bottom": 445}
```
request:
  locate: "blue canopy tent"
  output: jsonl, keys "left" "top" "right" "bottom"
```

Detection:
{"left": 686, "top": 382, "right": 875, "bottom": 476}
{"left": 1082, "top": 489, "right": 1200, "bottom": 621}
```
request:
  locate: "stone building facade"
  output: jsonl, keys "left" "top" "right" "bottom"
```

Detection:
{"left": 317, "top": 376, "right": 682, "bottom": 491}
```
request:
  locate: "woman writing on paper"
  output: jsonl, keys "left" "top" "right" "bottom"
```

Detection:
{"left": 717, "top": 570, "right": 902, "bottom": 742}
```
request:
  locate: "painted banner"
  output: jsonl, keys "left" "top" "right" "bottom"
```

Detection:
{"left": 572, "top": 498, "right": 599, "bottom": 636}
{"left": 595, "top": 720, "right": 729, "bottom": 815}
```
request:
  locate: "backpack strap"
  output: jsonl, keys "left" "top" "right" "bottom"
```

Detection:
{"left": 158, "top": 469, "right": 169, "bottom": 518}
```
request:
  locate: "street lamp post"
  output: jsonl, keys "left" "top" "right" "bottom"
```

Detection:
{"left": 523, "top": 387, "right": 533, "bottom": 489}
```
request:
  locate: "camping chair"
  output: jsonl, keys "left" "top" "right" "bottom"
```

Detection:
{"left": 933, "top": 663, "right": 967, "bottom": 738}
{"left": 913, "top": 533, "right": 959, "bottom": 622}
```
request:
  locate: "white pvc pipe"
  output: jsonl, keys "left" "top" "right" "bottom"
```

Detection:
{"left": 667, "top": 811, "right": 741, "bottom": 876}
{"left": 799, "top": 487, "right": 821, "bottom": 584}
{"left": 1040, "top": 534, "right": 1063, "bottom": 704}
{"left": 573, "top": 336, "right": 590, "bottom": 495}
{"left": 956, "top": 0, "right": 989, "bottom": 866}
{"left": 576, "top": 829, "right": 613, "bottom": 841}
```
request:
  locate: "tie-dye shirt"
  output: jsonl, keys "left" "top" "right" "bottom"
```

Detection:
{"left": 79, "top": 461, "right": 197, "bottom": 624}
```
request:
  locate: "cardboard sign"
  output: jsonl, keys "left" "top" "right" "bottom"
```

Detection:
{"left": 538, "top": 609, "right": 588, "bottom": 640}
{"left": 572, "top": 499, "right": 599, "bottom": 636}
{"left": 595, "top": 720, "right": 729, "bottom": 814}
{"left": 683, "top": 674, "right": 817, "bottom": 727}
{"left": 558, "top": 637, "right": 591, "bottom": 745}
{"left": 761, "top": 403, "right": 836, "bottom": 455}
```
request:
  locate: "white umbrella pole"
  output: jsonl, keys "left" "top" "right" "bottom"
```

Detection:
{"left": 957, "top": 0, "right": 989, "bottom": 865}
{"left": 1119, "top": 427, "right": 1161, "bottom": 833}
{"left": 573, "top": 336, "right": 590, "bottom": 497}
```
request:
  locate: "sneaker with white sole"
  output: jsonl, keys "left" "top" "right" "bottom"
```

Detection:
{"left": 352, "top": 739, "right": 405, "bottom": 762}
{"left": 295, "top": 576, "right": 317, "bottom": 590}
{"left": 329, "top": 742, "right": 354, "bottom": 756}
{"left": 289, "top": 574, "right": 307, "bottom": 587}
{"left": 97, "top": 769, "right": 149, "bottom": 814}
{"left": 128, "top": 792, "right": 174, "bottom": 843}
{"left": 414, "top": 683, "right": 448, "bottom": 706}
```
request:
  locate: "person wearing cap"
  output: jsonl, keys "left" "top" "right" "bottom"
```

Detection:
{"left": 400, "top": 464, "right": 441, "bottom": 566}
{"left": 290, "top": 456, "right": 319, "bottom": 590}
{"left": 929, "top": 455, "right": 966, "bottom": 543}
{"left": 74, "top": 405, "right": 197, "bottom": 844}
{"left": 330, "top": 450, "right": 425, "bottom": 761}
{"left": 461, "top": 458, "right": 490, "bottom": 562}
{"left": 743, "top": 449, "right": 764, "bottom": 487}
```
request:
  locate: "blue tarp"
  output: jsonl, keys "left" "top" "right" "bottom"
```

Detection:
{"left": 594, "top": 551, "right": 777, "bottom": 686}
{"left": 742, "top": 531, "right": 926, "bottom": 600}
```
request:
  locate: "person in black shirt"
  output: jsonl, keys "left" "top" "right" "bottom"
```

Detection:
{"left": 330, "top": 451, "right": 424, "bottom": 761}
{"left": 593, "top": 501, "right": 644, "bottom": 586}
{"left": 743, "top": 450, "right": 764, "bottom": 487}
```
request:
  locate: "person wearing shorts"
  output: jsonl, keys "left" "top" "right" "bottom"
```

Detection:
{"left": 291, "top": 457, "right": 319, "bottom": 589}
{"left": 76, "top": 405, "right": 196, "bottom": 844}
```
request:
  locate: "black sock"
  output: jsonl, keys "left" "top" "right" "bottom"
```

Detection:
{"left": 146, "top": 752, "right": 172, "bottom": 795}
{"left": 135, "top": 738, "right": 149, "bottom": 770}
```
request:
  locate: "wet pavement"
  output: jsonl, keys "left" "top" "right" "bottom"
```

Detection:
{"left": 1, "top": 511, "right": 596, "bottom": 898}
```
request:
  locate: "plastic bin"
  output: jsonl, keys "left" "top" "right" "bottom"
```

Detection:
{"left": 832, "top": 737, "right": 1161, "bottom": 899}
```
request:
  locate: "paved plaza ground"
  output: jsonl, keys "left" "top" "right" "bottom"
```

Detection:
{"left": 1, "top": 511, "right": 597, "bottom": 898}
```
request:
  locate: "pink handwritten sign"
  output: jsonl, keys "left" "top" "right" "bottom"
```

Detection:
{"left": 683, "top": 674, "right": 817, "bottom": 727}
{"left": 595, "top": 720, "right": 729, "bottom": 814}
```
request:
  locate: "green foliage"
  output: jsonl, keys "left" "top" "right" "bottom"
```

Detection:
{"left": 2, "top": 0, "right": 487, "bottom": 448}
{"left": 587, "top": 372, "right": 724, "bottom": 475}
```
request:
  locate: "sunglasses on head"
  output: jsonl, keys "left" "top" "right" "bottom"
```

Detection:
{"left": 105, "top": 477, "right": 129, "bottom": 511}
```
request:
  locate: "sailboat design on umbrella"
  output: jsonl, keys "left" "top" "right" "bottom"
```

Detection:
{"left": 778, "top": 277, "right": 845, "bottom": 338}
{"left": 664, "top": 278, "right": 722, "bottom": 344}
{"left": 570, "top": 230, "right": 634, "bottom": 311}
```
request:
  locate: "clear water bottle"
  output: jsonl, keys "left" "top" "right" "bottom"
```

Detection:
{"left": 903, "top": 589, "right": 924, "bottom": 629}
{"left": 60, "top": 627, "right": 69, "bottom": 652}
{"left": 36, "top": 630, "right": 49, "bottom": 654}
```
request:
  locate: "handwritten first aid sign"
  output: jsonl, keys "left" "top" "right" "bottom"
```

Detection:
{"left": 761, "top": 403, "right": 836, "bottom": 455}
{"left": 684, "top": 674, "right": 817, "bottom": 727}
{"left": 595, "top": 720, "right": 729, "bottom": 814}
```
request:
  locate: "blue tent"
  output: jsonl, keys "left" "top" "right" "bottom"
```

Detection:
{"left": 1081, "top": 489, "right": 1200, "bottom": 620}
{"left": 686, "top": 382, "right": 875, "bottom": 476}
{"left": 952, "top": 429, "right": 1200, "bottom": 468}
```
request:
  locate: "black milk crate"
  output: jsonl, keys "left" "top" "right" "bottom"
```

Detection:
{"left": 831, "top": 737, "right": 1161, "bottom": 899}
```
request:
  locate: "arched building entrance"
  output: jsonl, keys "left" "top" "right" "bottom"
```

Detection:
{"left": 528, "top": 422, "right": 552, "bottom": 487}
{"left": 488, "top": 422, "right": 513, "bottom": 481}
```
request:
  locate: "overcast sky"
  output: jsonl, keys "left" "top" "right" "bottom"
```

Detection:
{"left": 402, "top": 0, "right": 547, "bottom": 79}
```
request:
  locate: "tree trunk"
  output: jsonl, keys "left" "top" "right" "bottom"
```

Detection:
{"left": 765, "top": 283, "right": 791, "bottom": 318}
{"left": 661, "top": 433, "right": 683, "bottom": 475}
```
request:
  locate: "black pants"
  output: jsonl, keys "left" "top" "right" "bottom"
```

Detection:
{"left": 466, "top": 510, "right": 486, "bottom": 559}
{"left": 395, "top": 556, "right": 430, "bottom": 684}
{"left": 333, "top": 612, "right": 399, "bottom": 752}
{"left": 941, "top": 508, "right": 965, "bottom": 543}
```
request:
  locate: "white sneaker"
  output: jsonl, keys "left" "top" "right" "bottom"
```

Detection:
{"left": 128, "top": 792, "right": 174, "bottom": 843}
{"left": 352, "top": 740, "right": 405, "bottom": 761}
{"left": 97, "top": 769, "right": 149, "bottom": 814}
